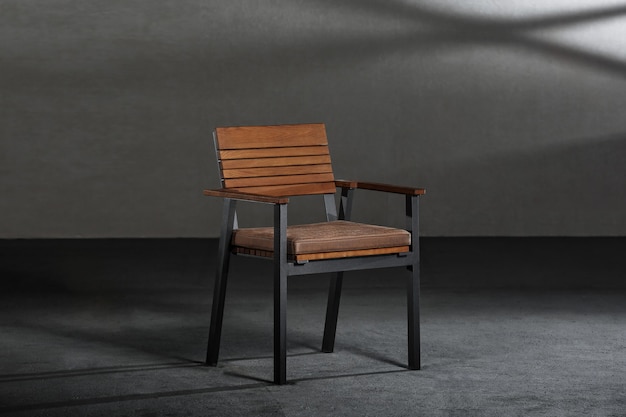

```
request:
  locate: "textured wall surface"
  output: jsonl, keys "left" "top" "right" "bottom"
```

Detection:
{"left": 1, "top": 0, "right": 625, "bottom": 237}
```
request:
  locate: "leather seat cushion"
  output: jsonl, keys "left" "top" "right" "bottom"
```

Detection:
{"left": 232, "top": 220, "right": 410, "bottom": 255}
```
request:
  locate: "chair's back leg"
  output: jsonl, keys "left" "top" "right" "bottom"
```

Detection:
{"left": 323, "top": 193, "right": 338, "bottom": 221}
{"left": 322, "top": 272, "right": 344, "bottom": 352}
{"left": 321, "top": 188, "right": 353, "bottom": 353}
{"left": 406, "top": 195, "right": 421, "bottom": 370}
{"left": 207, "top": 198, "right": 237, "bottom": 366}
{"left": 274, "top": 203, "right": 288, "bottom": 384}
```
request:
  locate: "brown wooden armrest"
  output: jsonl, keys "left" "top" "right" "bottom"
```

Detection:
{"left": 335, "top": 180, "right": 358, "bottom": 189}
{"left": 335, "top": 180, "right": 425, "bottom": 195}
{"left": 203, "top": 189, "right": 289, "bottom": 204}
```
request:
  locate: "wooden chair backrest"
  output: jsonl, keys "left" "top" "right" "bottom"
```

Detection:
{"left": 214, "top": 124, "right": 336, "bottom": 197}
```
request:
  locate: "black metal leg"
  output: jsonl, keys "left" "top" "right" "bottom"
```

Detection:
{"left": 274, "top": 203, "right": 288, "bottom": 384}
{"left": 274, "top": 264, "right": 287, "bottom": 384}
{"left": 206, "top": 199, "right": 236, "bottom": 366}
{"left": 322, "top": 272, "right": 343, "bottom": 352}
{"left": 407, "top": 262, "right": 421, "bottom": 370}
{"left": 206, "top": 250, "right": 230, "bottom": 365}
{"left": 406, "top": 194, "right": 421, "bottom": 370}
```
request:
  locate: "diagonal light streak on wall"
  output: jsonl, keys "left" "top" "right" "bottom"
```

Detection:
{"left": 301, "top": 0, "right": 626, "bottom": 78}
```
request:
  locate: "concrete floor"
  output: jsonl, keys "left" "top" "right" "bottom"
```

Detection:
{"left": 1, "top": 239, "right": 625, "bottom": 416}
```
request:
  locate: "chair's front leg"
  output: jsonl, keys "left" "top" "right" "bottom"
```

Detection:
{"left": 407, "top": 262, "right": 420, "bottom": 370}
{"left": 406, "top": 195, "right": 421, "bottom": 370}
{"left": 207, "top": 198, "right": 237, "bottom": 366}
{"left": 274, "top": 203, "right": 288, "bottom": 384}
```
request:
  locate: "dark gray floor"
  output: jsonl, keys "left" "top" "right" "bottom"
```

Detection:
{"left": 1, "top": 239, "right": 625, "bottom": 416}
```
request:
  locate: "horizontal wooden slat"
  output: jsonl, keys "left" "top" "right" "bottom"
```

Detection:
{"left": 203, "top": 189, "right": 289, "bottom": 204}
{"left": 216, "top": 124, "right": 327, "bottom": 149}
{"left": 220, "top": 155, "right": 331, "bottom": 170}
{"left": 233, "top": 247, "right": 274, "bottom": 258}
{"left": 222, "top": 164, "right": 333, "bottom": 179}
{"left": 224, "top": 173, "right": 335, "bottom": 188}
{"left": 232, "top": 182, "right": 336, "bottom": 197}
{"left": 233, "top": 246, "right": 410, "bottom": 261}
{"left": 296, "top": 246, "right": 410, "bottom": 261}
{"left": 219, "top": 145, "right": 329, "bottom": 160}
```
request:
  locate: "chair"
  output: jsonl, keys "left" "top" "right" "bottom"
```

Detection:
{"left": 204, "top": 123, "right": 425, "bottom": 384}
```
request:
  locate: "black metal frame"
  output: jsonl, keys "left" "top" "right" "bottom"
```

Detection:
{"left": 206, "top": 184, "right": 421, "bottom": 384}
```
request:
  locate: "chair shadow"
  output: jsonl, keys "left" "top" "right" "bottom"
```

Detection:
{"left": 0, "top": 381, "right": 270, "bottom": 414}
{"left": 225, "top": 367, "right": 412, "bottom": 385}
{"left": 221, "top": 349, "right": 320, "bottom": 363}
{"left": 222, "top": 340, "right": 412, "bottom": 384}
{"left": 1, "top": 364, "right": 414, "bottom": 414}
{"left": 0, "top": 360, "right": 204, "bottom": 383}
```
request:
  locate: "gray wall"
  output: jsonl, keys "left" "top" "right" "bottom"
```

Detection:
{"left": 1, "top": 0, "right": 625, "bottom": 238}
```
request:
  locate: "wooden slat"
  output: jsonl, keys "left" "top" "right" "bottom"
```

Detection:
{"left": 220, "top": 155, "right": 331, "bottom": 170}
{"left": 233, "top": 247, "right": 274, "bottom": 258}
{"left": 296, "top": 246, "right": 410, "bottom": 261}
{"left": 232, "top": 182, "right": 336, "bottom": 197}
{"left": 224, "top": 173, "right": 335, "bottom": 188}
{"left": 222, "top": 164, "right": 333, "bottom": 179}
{"left": 233, "top": 246, "right": 410, "bottom": 261}
{"left": 220, "top": 145, "right": 329, "bottom": 160}
{"left": 203, "top": 189, "right": 289, "bottom": 204}
{"left": 216, "top": 124, "right": 327, "bottom": 149}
